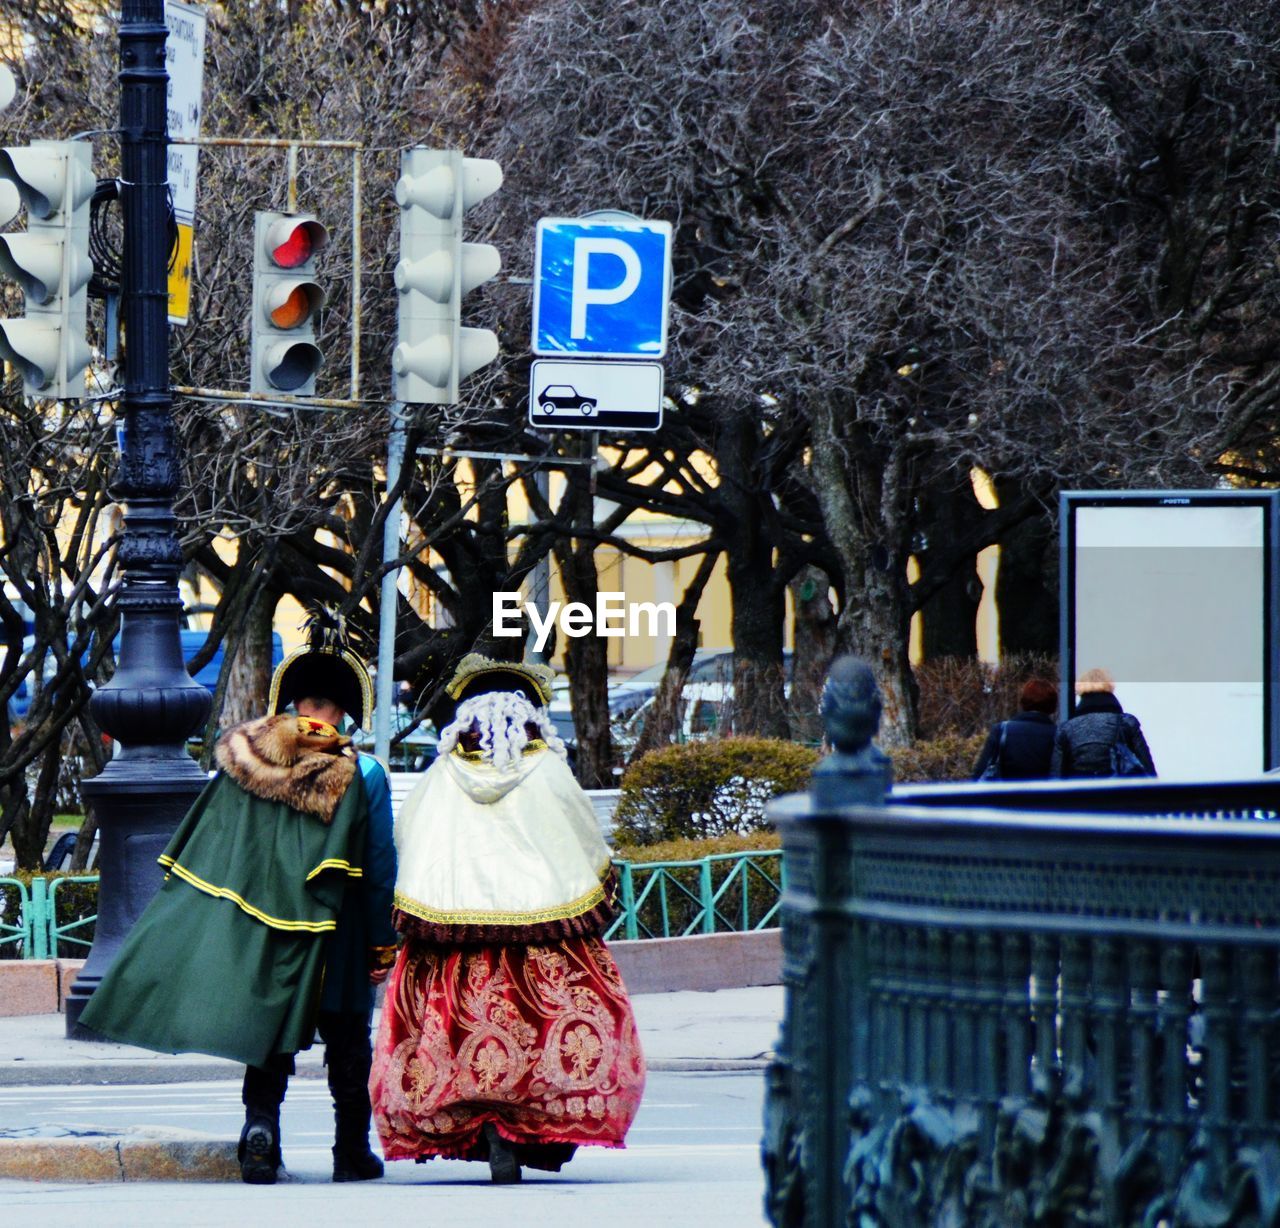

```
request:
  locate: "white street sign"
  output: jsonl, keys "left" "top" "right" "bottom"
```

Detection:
{"left": 165, "top": 0, "right": 206, "bottom": 324}
{"left": 164, "top": 1, "right": 205, "bottom": 224}
{"left": 529, "top": 359, "right": 663, "bottom": 432}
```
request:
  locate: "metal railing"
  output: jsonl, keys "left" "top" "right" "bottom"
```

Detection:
{"left": 765, "top": 758, "right": 1280, "bottom": 1227}
{"left": 46, "top": 876, "right": 99, "bottom": 957}
{"left": 0, "top": 875, "right": 99, "bottom": 960}
{"left": 4, "top": 849, "right": 782, "bottom": 958}
{"left": 891, "top": 773, "right": 1280, "bottom": 818}
{"left": 606, "top": 850, "right": 784, "bottom": 941}
{"left": 0, "top": 877, "right": 28, "bottom": 957}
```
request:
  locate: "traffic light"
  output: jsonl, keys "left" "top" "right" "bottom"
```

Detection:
{"left": 0, "top": 140, "right": 94, "bottom": 401}
{"left": 392, "top": 149, "right": 502, "bottom": 405}
{"left": 251, "top": 211, "right": 327, "bottom": 396}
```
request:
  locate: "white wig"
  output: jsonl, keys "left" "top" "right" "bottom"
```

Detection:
{"left": 437, "top": 690, "right": 566, "bottom": 768}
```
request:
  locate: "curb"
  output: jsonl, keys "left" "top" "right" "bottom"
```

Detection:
{"left": 0, "top": 1055, "right": 769, "bottom": 1088}
{"left": 611, "top": 931, "right": 781, "bottom": 996}
{"left": 0, "top": 1060, "right": 327, "bottom": 1088}
{"left": 0, "top": 1059, "right": 772, "bottom": 1183}
{"left": 648, "top": 1057, "right": 771, "bottom": 1072}
{"left": 0, "top": 1127, "right": 239, "bottom": 1183}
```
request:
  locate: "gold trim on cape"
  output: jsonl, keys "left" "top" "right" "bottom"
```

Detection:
{"left": 393, "top": 870, "right": 609, "bottom": 928}
{"left": 158, "top": 856, "right": 337, "bottom": 933}
{"left": 305, "top": 858, "right": 363, "bottom": 882}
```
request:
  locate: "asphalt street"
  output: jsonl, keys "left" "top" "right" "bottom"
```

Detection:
{"left": 0, "top": 1070, "right": 768, "bottom": 1226}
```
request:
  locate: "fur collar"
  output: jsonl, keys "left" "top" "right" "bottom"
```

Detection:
{"left": 215, "top": 714, "right": 357, "bottom": 824}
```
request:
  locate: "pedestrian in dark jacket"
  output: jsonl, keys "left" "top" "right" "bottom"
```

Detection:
{"left": 1050, "top": 667, "right": 1156, "bottom": 778}
{"left": 973, "top": 678, "right": 1058, "bottom": 780}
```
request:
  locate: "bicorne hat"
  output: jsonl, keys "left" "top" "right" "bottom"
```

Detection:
{"left": 439, "top": 652, "right": 555, "bottom": 722}
{"left": 268, "top": 609, "right": 373, "bottom": 729}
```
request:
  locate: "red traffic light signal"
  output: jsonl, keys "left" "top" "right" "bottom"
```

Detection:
{"left": 264, "top": 216, "right": 327, "bottom": 270}
{"left": 251, "top": 212, "right": 328, "bottom": 396}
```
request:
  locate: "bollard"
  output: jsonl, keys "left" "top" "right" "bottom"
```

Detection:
{"left": 762, "top": 657, "right": 891, "bottom": 1228}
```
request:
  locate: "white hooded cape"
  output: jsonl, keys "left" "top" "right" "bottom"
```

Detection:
{"left": 393, "top": 745, "right": 612, "bottom": 927}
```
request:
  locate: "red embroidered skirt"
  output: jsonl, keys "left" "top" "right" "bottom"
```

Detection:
{"left": 370, "top": 937, "right": 646, "bottom": 1165}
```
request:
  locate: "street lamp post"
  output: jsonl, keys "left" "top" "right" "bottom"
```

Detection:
{"left": 64, "top": 0, "right": 212, "bottom": 1038}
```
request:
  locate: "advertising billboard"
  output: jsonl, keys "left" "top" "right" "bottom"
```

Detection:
{"left": 1061, "top": 491, "right": 1280, "bottom": 779}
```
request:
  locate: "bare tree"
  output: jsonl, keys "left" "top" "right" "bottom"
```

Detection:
{"left": 442, "top": 0, "right": 1276, "bottom": 745}
{"left": 0, "top": 399, "right": 117, "bottom": 869}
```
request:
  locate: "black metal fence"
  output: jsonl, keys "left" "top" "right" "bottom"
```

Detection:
{"left": 764, "top": 768, "right": 1280, "bottom": 1226}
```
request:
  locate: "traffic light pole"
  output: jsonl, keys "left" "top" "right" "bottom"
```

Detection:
{"left": 66, "top": 0, "right": 212, "bottom": 1038}
{"left": 373, "top": 403, "right": 407, "bottom": 765}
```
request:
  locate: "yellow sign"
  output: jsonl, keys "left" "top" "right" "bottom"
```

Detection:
{"left": 167, "top": 221, "right": 194, "bottom": 325}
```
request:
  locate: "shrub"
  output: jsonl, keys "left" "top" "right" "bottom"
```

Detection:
{"left": 915, "top": 653, "right": 1059, "bottom": 740}
{"left": 613, "top": 737, "right": 819, "bottom": 846}
{"left": 889, "top": 733, "right": 988, "bottom": 783}
{"left": 612, "top": 830, "right": 782, "bottom": 863}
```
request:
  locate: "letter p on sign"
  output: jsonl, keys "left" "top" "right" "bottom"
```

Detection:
{"left": 571, "top": 239, "right": 642, "bottom": 339}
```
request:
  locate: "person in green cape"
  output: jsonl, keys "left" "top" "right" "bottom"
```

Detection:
{"left": 80, "top": 616, "right": 398, "bottom": 1186}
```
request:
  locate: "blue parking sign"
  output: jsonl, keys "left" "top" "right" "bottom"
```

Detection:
{"left": 532, "top": 217, "right": 672, "bottom": 358}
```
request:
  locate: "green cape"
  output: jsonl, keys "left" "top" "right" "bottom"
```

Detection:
{"left": 80, "top": 769, "right": 367, "bottom": 1067}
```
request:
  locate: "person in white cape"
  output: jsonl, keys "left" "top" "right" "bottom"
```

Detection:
{"left": 369, "top": 655, "right": 645, "bottom": 1184}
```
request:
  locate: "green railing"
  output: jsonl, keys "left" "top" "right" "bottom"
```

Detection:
{"left": 0, "top": 874, "right": 99, "bottom": 959}
{"left": 47, "top": 875, "right": 99, "bottom": 957}
{"left": 3, "top": 851, "right": 784, "bottom": 958}
{"left": 0, "top": 876, "right": 29, "bottom": 957}
{"left": 606, "top": 850, "right": 784, "bottom": 941}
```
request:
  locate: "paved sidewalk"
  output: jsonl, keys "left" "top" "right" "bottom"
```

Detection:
{"left": 0, "top": 986, "right": 783, "bottom": 1087}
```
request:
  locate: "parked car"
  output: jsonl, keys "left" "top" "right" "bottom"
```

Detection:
{"left": 606, "top": 649, "right": 792, "bottom": 719}
{"left": 614, "top": 680, "right": 734, "bottom": 749}
{"left": 549, "top": 650, "right": 794, "bottom": 762}
{"left": 43, "top": 829, "right": 99, "bottom": 873}
{"left": 355, "top": 710, "right": 439, "bottom": 771}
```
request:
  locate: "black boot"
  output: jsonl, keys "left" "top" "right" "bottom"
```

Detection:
{"left": 483, "top": 1121, "right": 522, "bottom": 1185}
{"left": 333, "top": 1121, "right": 384, "bottom": 1182}
{"left": 240, "top": 1058, "right": 291, "bottom": 1185}
{"left": 238, "top": 1113, "right": 281, "bottom": 1186}
{"left": 320, "top": 1011, "right": 384, "bottom": 1183}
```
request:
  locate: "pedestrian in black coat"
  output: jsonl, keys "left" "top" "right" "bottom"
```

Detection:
{"left": 973, "top": 678, "right": 1058, "bottom": 780}
{"left": 1050, "top": 667, "right": 1156, "bottom": 778}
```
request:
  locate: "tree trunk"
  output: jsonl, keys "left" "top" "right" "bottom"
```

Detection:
{"left": 0, "top": 781, "right": 31, "bottom": 870}
{"left": 221, "top": 586, "right": 280, "bottom": 729}
{"left": 71, "top": 805, "right": 98, "bottom": 872}
{"left": 787, "top": 565, "right": 837, "bottom": 743}
{"left": 69, "top": 711, "right": 108, "bottom": 871}
{"left": 917, "top": 484, "right": 984, "bottom": 660}
{"left": 630, "top": 551, "right": 718, "bottom": 762}
{"left": 10, "top": 739, "right": 61, "bottom": 871}
{"left": 718, "top": 415, "right": 789, "bottom": 739}
{"left": 920, "top": 567, "right": 980, "bottom": 659}
{"left": 554, "top": 469, "right": 614, "bottom": 789}
{"left": 994, "top": 486, "right": 1058, "bottom": 656}
{"left": 728, "top": 548, "right": 790, "bottom": 739}
{"left": 806, "top": 400, "right": 918, "bottom": 746}
{"left": 839, "top": 561, "right": 916, "bottom": 747}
